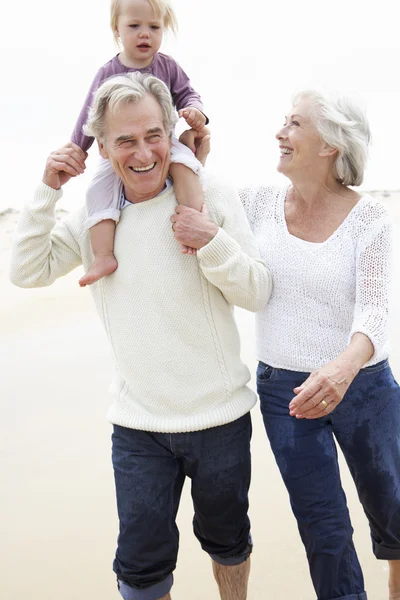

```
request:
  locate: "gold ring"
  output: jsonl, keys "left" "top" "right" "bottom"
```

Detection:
{"left": 321, "top": 399, "right": 328, "bottom": 408}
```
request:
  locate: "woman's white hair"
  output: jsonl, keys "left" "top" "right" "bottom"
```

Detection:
{"left": 292, "top": 89, "right": 371, "bottom": 186}
{"left": 83, "top": 72, "right": 178, "bottom": 141}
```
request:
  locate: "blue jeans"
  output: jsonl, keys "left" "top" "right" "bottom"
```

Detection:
{"left": 257, "top": 359, "right": 400, "bottom": 600}
{"left": 112, "top": 413, "right": 252, "bottom": 600}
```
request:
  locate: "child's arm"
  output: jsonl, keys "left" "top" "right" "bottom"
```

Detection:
{"left": 169, "top": 135, "right": 208, "bottom": 254}
{"left": 170, "top": 163, "right": 204, "bottom": 212}
{"left": 71, "top": 67, "right": 107, "bottom": 152}
{"left": 167, "top": 57, "right": 209, "bottom": 125}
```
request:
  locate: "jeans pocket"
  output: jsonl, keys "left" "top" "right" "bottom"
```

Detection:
{"left": 359, "top": 359, "right": 389, "bottom": 376}
{"left": 257, "top": 362, "right": 276, "bottom": 383}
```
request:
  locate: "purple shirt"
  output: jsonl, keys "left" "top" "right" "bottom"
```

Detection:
{"left": 71, "top": 53, "right": 206, "bottom": 152}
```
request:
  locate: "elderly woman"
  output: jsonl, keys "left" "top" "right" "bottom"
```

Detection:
{"left": 235, "top": 91, "right": 400, "bottom": 600}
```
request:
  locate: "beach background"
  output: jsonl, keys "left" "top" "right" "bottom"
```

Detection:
{"left": 2, "top": 0, "right": 400, "bottom": 597}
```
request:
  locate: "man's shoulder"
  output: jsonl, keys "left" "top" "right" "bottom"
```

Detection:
{"left": 203, "top": 175, "right": 242, "bottom": 223}
{"left": 204, "top": 174, "right": 238, "bottom": 202}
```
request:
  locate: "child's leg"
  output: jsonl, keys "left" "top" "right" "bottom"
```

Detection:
{"left": 169, "top": 137, "right": 205, "bottom": 254}
{"left": 81, "top": 158, "right": 121, "bottom": 286}
{"left": 79, "top": 219, "right": 117, "bottom": 287}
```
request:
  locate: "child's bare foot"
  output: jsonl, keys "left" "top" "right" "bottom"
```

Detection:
{"left": 79, "top": 255, "right": 118, "bottom": 287}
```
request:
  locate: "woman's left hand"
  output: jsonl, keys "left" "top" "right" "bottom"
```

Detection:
{"left": 289, "top": 357, "right": 357, "bottom": 419}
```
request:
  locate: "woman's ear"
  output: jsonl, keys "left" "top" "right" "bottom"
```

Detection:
{"left": 319, "top": 143, "right": 338, "bottom": 158}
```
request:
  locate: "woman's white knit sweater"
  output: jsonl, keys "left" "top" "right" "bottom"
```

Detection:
{"left": 10, "top": 180, "right": 271, "bottom": 432}
{"left": 240, "top": 185, "right": 392, "bottom": 372}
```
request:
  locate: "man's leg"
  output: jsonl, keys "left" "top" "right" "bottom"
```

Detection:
{"left": 112, "top": 425, "right": 185, "bottom": 600}
{"left": 389, "top": 561, "right": 400, "bottom": 600}
{"left": 332, "top": 362, "right": 400, "bottom": 600}
{"left": 183, "top": 413, "right": 253, "bottom": 600}
{"left": 212, "top": 558, "right": 251, "bottom": 600}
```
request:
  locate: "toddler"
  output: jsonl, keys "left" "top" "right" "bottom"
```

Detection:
{"left": 71, "top": 0, "right": 208, "bottom": 286}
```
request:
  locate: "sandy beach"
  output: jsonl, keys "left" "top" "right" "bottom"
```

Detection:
{"left": 1, "top": 190, "right": 400, "bottom": 600}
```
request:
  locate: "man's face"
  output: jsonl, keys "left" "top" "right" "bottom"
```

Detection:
{"left": 99, "top": 94, "right": 172, "bottom": 203}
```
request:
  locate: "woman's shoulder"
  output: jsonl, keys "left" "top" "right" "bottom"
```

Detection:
{"left": 354, "top": 193, "right": 391, "bottom": 226}
{"left": 348, "top": 194, "right": 393, "bottom": 251}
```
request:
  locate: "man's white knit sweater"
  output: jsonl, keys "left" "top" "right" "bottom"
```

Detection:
{"left": 10, "top": 178, "right": 271, "bottom": 432}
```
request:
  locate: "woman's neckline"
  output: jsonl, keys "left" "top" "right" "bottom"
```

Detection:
{"left": 279, "top": 185, "right": 369, "bottom": 248}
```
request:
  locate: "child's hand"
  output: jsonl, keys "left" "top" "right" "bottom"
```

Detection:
{"left": 178, "top": 107, "right": 206, "bottom": 130}
{"left": 179, "top": 127, "right": 211, "bottom": 166}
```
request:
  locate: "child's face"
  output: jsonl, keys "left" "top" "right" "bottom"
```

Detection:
{"left": 116, "top": 0, "right": 164, "bottom": 68}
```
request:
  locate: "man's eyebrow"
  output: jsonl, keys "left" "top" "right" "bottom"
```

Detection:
{"left": 147, "top": 127, "right": 163, "bottom": 134}
{"left": 115, "top": 134, "right": 136, "bottom": 143}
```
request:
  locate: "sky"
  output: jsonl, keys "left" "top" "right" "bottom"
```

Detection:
{"left": 2, "top": 0, "right": 400, "bottom": 211}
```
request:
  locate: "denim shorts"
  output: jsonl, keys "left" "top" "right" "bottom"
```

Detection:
{"left": 112, "top": 413, "right": 252, "bottom": 600}
{"left": 257, "top": 358, "right": 400, "bottom": 600}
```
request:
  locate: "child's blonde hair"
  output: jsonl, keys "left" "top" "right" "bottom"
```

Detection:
{"left": 111, "top": 0, "right": 178, "bottom": 44}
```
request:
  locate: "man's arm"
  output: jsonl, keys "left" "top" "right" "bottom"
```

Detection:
{"left": 170, "top": 184, "right": 272, "bottom": 312}
{"left": 10, "top": 143, "right": 86, "bottom": 288}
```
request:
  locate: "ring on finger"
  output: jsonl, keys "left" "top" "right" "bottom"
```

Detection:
{"left": 321, "top": 399, "right": 328, "bottom": 409}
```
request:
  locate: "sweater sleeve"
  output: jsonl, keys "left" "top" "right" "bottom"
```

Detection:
{"left": 9, "top": 183, "right": 83, "bottom": 288}
{"left": 349, "top": 205, "right": 393, "bottom": 362}
{"left": 197, "top": 184, "right": 272, "bottom": 312}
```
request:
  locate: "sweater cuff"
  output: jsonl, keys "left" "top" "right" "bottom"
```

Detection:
{"left": 198, "top": 227, "right": 240, "bottom": 265}
{"left": 31, "top": 182, "right": 63, "bottom": 210}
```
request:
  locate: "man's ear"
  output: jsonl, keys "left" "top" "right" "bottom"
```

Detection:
{"left": 98, "top": 139, "right": 108, "bottom": 159}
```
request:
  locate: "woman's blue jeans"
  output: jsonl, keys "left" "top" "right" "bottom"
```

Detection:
{"left": 257, "top": 359, "right": 400, "bottom": 600}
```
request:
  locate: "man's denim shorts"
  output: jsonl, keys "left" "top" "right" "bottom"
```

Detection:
{"left": 112, "top": 413, "right": 253, "bottom": 600}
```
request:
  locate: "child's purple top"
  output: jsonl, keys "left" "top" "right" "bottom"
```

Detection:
{"left": 71, "top": 52, "right": 206, "bottom": 152}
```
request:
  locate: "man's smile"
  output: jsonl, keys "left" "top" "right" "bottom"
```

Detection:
{"left": 129, "top": 162, "right": 156, "bottom": 173}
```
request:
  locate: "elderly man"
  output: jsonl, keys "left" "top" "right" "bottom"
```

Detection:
{"left": 10, "top": 72, "right": 271, "bottom": 600}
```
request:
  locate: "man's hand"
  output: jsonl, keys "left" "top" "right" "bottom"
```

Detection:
{"left": 179, "top": 127, "right": 211, "bottom": 166}
{"left": 43, "top": 142, "right": 87, "bottom": 190}
{"left": 171, "top": 204, "right": 218, "bottom": 250}
{"left": 178, "top": 107, "right": 207, "bottom": 130}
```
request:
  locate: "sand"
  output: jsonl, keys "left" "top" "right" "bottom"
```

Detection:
{"left": 1, "top": 191, "right": 400, "bottom": 599}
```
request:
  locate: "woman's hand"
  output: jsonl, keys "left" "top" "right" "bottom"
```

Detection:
{"left": 289, "top": 333, "right": 374, "bottom": 419}
{"left": 289, "top": 358, "right": 355, "bottom": 419}
{"left": 179, "top": 127, "right": 211, "bottom": 166}
{"left": 43, "top": 142, "right": 87, "bottom": 190}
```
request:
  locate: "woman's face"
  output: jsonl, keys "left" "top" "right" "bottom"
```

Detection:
{"left": 276, "top": 98, "right": 328, "bottom": 179}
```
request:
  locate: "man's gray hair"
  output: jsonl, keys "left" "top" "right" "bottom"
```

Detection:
{"left": 292, "top": 89, "right": 371, "bottom": 186}
{"left": 83, "top": 72, "right": 178, "bottom": 141}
